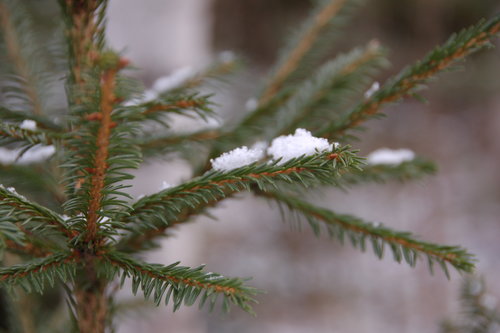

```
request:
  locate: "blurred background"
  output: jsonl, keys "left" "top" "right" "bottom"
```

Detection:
{"left": 3, "top": 0, "right": 499, "bottom": 332}
{"left": 104, "top": 0, "right": 500, "bottom": 332}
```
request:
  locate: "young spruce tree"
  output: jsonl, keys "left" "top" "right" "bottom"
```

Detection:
{"left": 0, "top": 0, "right": 499, "bottom": 332}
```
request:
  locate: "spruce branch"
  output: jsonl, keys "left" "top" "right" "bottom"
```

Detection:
{"left": 318, "top": 14, "right": 500, "bottom": 140}
{"left": 120, "top": 148, "right": 361, "bottom": 241}
{"left": 0, "top": 106, "right": 62, "bottom": 131}
{"left": 260, "top": 0, "right": 364, "bottom": 104}
{"left": 261, "top": 190, "right": 475, "bottom": 276}
{"left": 59, "top": 0, "right": 106, "bottom": 98}
{"left": 266, "top": 41, "right": 388, "bottom": 139}
{"left": 0, "top": 0, "right": 44, "bottom": 115}
{"left": 85, "top": 64, "right": 118, "bottom": 244}
{"left": 0, "top": 252, "right": 77, "bottom": 292}
{"left": 341, "top": 158, "right": 437, "bottom": 186}
{"left": 0, "top": 185, "right": 72, "bottom": 238}
{"left": 0, "top": 164, "right": 64, "bottom": 205}
{"left": 167, "top": 55, "right": 240, "bottom": 94}
{"left": 0, "top": 122, "right": 60, "bottom": 147}
{"left": 103, "top": 252, "right": 258, "bottom": 313}
{"left": 130, "top": 93, "right": 216, "bottom": 132}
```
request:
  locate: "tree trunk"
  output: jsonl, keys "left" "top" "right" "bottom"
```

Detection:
{"left": 75, "top": 278, "right": 108, "bottom": 333}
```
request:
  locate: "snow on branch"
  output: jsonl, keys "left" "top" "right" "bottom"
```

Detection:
{"left": 211, "top": 146, "right": 265, "bottom": 172}
{"left": 267, "top": 128, "right": 335, "bottom": 163}
{"left": 120, "top": 145, "right": 361, "bottom": 243}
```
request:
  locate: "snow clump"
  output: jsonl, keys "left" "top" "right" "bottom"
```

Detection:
{"left": 267, "top": 128, "right": 333, "bottom": 163}
{"left": 364, "top": 81, "right": 380, "bottom": 99}
{"left": 211, "top": 146, "right": 265, "bottom": 172}
{"left": 19, "top": 120, "right": 37, "bottom": 130}
{"left": 366, "top": 148, "right": 415, "bottom": 165}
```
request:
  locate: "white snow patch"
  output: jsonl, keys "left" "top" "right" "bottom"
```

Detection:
{"left": 0, "top": 145, "right": 56, "bottom": 165}
{"left": 366, "top": 148, "right": 415, "bottom": 165}
{"left": 245, "top": 98, "right": 258, "bottom": 112}
{"left": 152, "top": 66, "right": 195, "bottom": 92}
{"left": 0, "top": 185, "right": 26, "bottom": 200}
{"left": 211, "top": 146, "right": 265, "bottom": 172}
{"left": 19, "top": 119, "right": 37, "bottom": 131}
{"left": 267, "top": 128, "right": 332, "bottom": 163}
{"left": 364, "top": 81, "right": 380, "bottom": 99}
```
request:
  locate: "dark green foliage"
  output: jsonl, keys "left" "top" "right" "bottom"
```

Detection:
{"left": 341, "top": 158, "right": 438, "bottom": 185}
{"left": 262, "top": 190, "right": 475, "bottom": 276}
{"left": 317, "top": 15, "right": 500, "bottom": 140}
{"left": 0, "top": 253, "right": 76, "bottom": 293}
{"left": 103, "top": 252, "right": 259, "bottom": 313}
{"left": 0, "top": 0, "right": 499, "bottom": 330}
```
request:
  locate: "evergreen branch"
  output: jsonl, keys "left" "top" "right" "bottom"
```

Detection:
{"left": 59, "top": 0, "right": 105, "bottom": 97}
{"left": 0, "top": 106, "right": 62, "bottom": 131}
{"left": 0, "top": 122, "right": 60, "bottom": 146}
{"left": 318, "top": 14, "right": 500, "bottom": 139}
{"left": 4, "top": 239, "right": 52, "bottom": 258}
{"left": 133, "top": 93, "right": 215, "bottom": 129}
{"left": 119, "top": 148, "right": 361, "bottom": 246}
{"left": 0, "top": 0, "right": 43, "bottom": 115}
{"left": 103, "top": 251, "right": 258, "bottom": 313}
{"left": 262, "top": 190, "right": 475, "bottom": 276}
{"left": 260, "top": 0, "right": 362, "bottom": 104}
{"left": 0, "top": 252, "right": 77, "bottom": 292}
{"left": 85, "top": 65, "right": 118, "bottom": 244}
{"left": 0, "top": 185, "right": 73, "bottom": 238}
{"left": 208, "top": 37, "right": 385, "bottom": 163}
{"left": 171, "top": 56, "right": 240, "bottom": 93}
{"left": 341, "top": 158, "right": 437, "bottom": 185}
{"left": 267, "top": 41, "right": 388, "bottom": 139}
{"left": 0, "top": 164, "right": 65, "bottom": 205}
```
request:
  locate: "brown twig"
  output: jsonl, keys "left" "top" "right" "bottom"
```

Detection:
{"left": 85, "top": 67, "right": 117, "bottom": 244}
